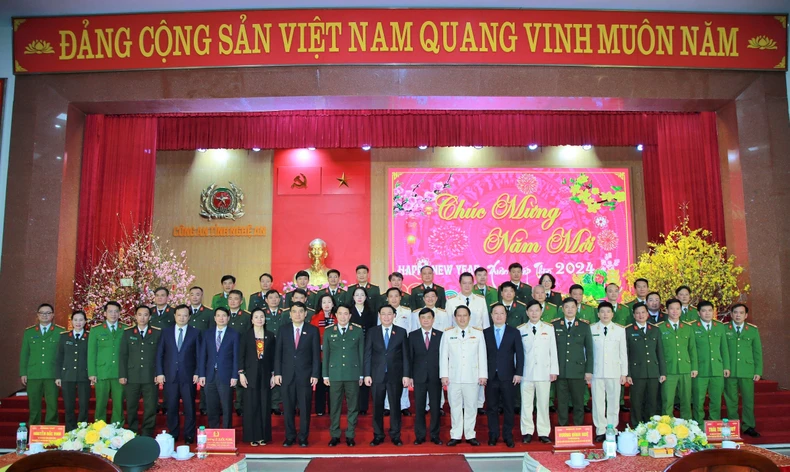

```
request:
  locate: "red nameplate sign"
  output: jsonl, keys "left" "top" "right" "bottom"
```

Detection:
{"left": 11, "top": 9, "right": 787, "bottom": 74}
{"left": 204, "top": 429, "right": 236, "bottom": 451}
{"left": 704, "top": 420, "right": 742, "bottom": 442}
{"left": 554, "top": 425, "right": 594, "bottom": 450}
{"left": 29, "top": 425, "right": 65, "bottom": 444}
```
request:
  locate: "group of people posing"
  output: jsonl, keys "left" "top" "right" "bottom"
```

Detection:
{"left": 19, "top": 262, "right": 763, "bottom": 449}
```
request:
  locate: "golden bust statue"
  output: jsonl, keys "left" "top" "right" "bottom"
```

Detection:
{"left": 296, "top": 238, "right": 329, "bottom": 287}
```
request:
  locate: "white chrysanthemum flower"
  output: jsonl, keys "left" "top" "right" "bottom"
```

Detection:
{"left": 651, "top": 415, "right": 662, "bottom": 422}
{"left": 664, "top": 434, "right": 678, "bottom": 448}
{"left": 646, "top": 429, "right": 662, "bottom": 444}
{"left": 99, "top": 426, "right": 114, "bottom": 440}
{"left": 636, "top": 424, "right": 648, "bottom": 436}
{"left": 110, "top": 436, "right": 125, "bottom": 449}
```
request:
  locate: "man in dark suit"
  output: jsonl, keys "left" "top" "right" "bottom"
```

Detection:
{"left": 408, "top": 307, "right": 444, "bottom": 445}
{"left": 274, "top": 302, "right": 320, "bottom": 447}
{"left": 484, "top": 303, "right": 525, "bottom": 447}
{"left": 364, "top": 304, "right": 410, "bottom": 447}
{"left": 197, "top": 307, "right": 240, "bottom": 429}
{"left": 156, "top": 305, "right": 201, "bottom": 444}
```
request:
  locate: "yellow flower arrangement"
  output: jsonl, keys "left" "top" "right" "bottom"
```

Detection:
{"left": 625, "top": 212, "right": 748, "bottom": 313}
{"left": 660, "top": 415, "right": 672, "bottom": 424}
{"left": 91, "top": 420, "right": 107, "bottom": 431}
{"left": 657, "top": 423, "right": 672, "bottom": 435}
{"left": 85, "top": 430, "right": 100, "bottom": 445}
{"left": 673, "top": 424, "right": 690, "bottom": 439}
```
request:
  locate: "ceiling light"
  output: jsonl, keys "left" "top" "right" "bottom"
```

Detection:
{"left": 636, "top": 144, "right": 643, "bottom": 151}
{"left": 251, "top": 147, "right": 261, "bottom": 152}
{"left": 528, "top": 144, "right": 538, "bottom": 150}
{"left": 418, "top": 145, "right": 428, "bottom": 150}
{"left": 361, "top": 145, "right": 371, "bottom": 151}
{"left": 582, "top": 144, "right": 592, "bottom": 150}
{"left": 307, "top": 147, "right": 316, "bottom": 151}
{"left": 197, "top": 148, "right": 207, "bottom": 153}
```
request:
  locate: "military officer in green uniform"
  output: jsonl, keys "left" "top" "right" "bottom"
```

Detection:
{"left": 212, "top": 275, "right": 247, "bottom": 311}
{"left": 150, "top": 287, "right": 176, "bottom": 329}
{"left": 119, "top": 305, "right": 162, "bottom": 437}
{"left": 20, "top": 303, "right": 64, "bottom": 425}
{"left": 56, "top": 310, "right": 90, "bottom": 431}
{"left": 531, "top": 285, "right": 559, "bottom": 323}
{"left": 539, "top": 273, "right": 563, "bottom": 307}
{"left": 248, "top": 273, "right": 275, "bottom": 312}
{"left": 499, "top": 263, "right": 533, "bottom": 304}
{"left": 287, "top": 289, "right": 316, "bottom": 323}
{"left": 344, "top": 264, "right": 382, "bottom": 311}
{"left": 569, "top": 284, "right": 598, "bottom": 324}
{"left": 473, "top": 267, "right": 498, "bottom": 307}
{"left": 625, "top": 278, "right": 650, "bottom": 311}
{"left": 552, "top": 297, "right": 594, "bottom": 426}
{"left": 318, "top": 269, "right": 348, "bottom": 308}
{"left": 380, "top": 272, "right": 410, "bottom": 309}
{"left": 88, "top": 301, "right": 127, "bottom": 424}
{"left": 495, "top": 282, "right": 527, "bottom": 328}
{"left": 323, "top": 305, "right": 365, "bottom": 447}
{"left": 410, "top": 265, "right": 446, "bottom": 310}
{"left": 690, "top": 300, "right": 730, "bottom": 425}
{"left": 657, "top": 298, "right": 698, "bottom": 419}
{"left": 724, "top": 303, "right": 763, "bottom": 437}
{"left": 676, "top": 286, "right": 700, "bottom": 323}
{"left": 187, "top": 286, "right": 214, "bottom": 331}
{"left": 625, "top": 302, "right": 666, "bottom": 427}
{"left": 226, "top": 290, "right": 251, "bottom": 334}
{"left": 284, "top": 271, "right": 318, "bottom": 309}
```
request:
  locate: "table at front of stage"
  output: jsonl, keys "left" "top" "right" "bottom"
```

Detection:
{"left": 521, "top": 445, "right": 790, "bottom": 471}
{"left": 0, "top": 452, "right": 247, "bottom": 471}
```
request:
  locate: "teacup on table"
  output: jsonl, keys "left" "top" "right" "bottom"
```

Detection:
{"left": 570, "top": 452, "right": 586, "bottom": 466}
{"left": 721, "top": 440, "right": 741, "bottom": 449}
{"left": 176, "top": 445, "right": 191, "bottom": 459}
{"left": 28, "top": 443, "right": 44, "bottom": 453}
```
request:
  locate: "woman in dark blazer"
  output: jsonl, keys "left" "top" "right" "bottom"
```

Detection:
{"left": 238, "top": 308, "right": 276, "bottom": 446}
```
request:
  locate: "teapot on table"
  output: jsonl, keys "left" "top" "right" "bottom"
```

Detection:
{"left": 617, "top": 429, "right": 639, "bottom": 456}
{"left": 155, "top": 430, "right": 174, "bottom": 458}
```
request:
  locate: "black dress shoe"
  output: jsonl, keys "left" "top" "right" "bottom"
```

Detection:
{"left": 414, "top": 438, "right": 425, "bottom": 445}
{"left": 744, "top": 427, "right": 761, "bottom": 437}
{"left": 539, "top": 436, "right": 552, "bottom": 444}
{"left": 549, "top": 406, "right": 557, "bottom": 413}
{"left": 271, "top": 409, "right": 283, "bottom": 416}
{"left": 393, "top": 439, "right": 403, "bottom": 446}
{"left": 488, "top": 438, "right": 497, "bottom": 446}
{"left": 328, "top": 438, "right": 340, "bottom": 447}
{"left": 440, "top": 409, "right": 446, "bottom": 416}
{"left": 283, "top": 440, "right": 294, "bottom": 447}
{"left": 401, "top": 409, "right": 411, "bottom": 416}
{"left": 431, "top": 438, "right": 443, "bottom": 445}
{"left": 498, "top": 407, "right": 504, "bottom": 414}
{"left": 595, "top": 434, "right": 606, "bottom": 443}
{"left": 236, "top": 408, "right": 243, "bottom": 416}
{"left": 370, "top": 437, "right": 384, "bottom": 446}
{"left": 359, "top": 410, "right": 368, "bottom": 415}
{"left": 299, "top": 441, "right": 308, "bottom": 448}
{"left": 346, "top": 438, "right": 356, "bottom": 447}
{"left": 200, "top": 408, "right": 207, "bottom": 416}
{"left": 621, "top": 406, "right": 630, "bottom": 412}
{"left": 522, "top": 434, "right": 533, "bottom": 444}
{"left": 584, "top": 405, "right": 592, "bottom": 413}
{"left": 477, "top": 408, "right": 486, "bottom": 416}
{"left": 467, "top": 438, "right": 481, "bottom": 446}
{"left": 384, "top": 409, "right": 390, "bottom": 417}
{"left": 505, "top": 440, "right": 515, "bottom": 448}
{"left": 447, "top": 439, "right": 461, "bottom": 446}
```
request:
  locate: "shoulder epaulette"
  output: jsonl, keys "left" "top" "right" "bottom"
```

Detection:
{"left": 489, "top": 302, "right": 498, "bottom": 306}
{"left": 546, "top": 302, "right": 557, "bottom": 308}
{"left": 517, "top": 322, "right": 528, "bottom": 329}
{"left": 541, "top": 321, "right": 552, "bottom": 326}
{"left": 613, "top": 323, "right": 624, "bottom": 328}
{"left": 124, "top": 326, "right": 135, "bottom": 330}
{"left": 625, "top": 323, "right": 633, "bottom": 328}
{"left": 26, "top": 325, "right": 37, "bottom": 330}
{"left": 282, "top": 307, "right": 291, "bottom": 312}
{"left": 60, "top": 331, "right": 70, "bottom": 335}
{"left": 444, "top": 326, "right": 454, "bottom": 331}
{"left": 682, "top": 321, "right": 693, "bottom": 325}
{"left": 471, "top": 326, "right": 483, "bottom": 331}
{"left": 151, "top": 326, "right": 161, "bottom": 330}
{"left": 516, "top": 301, "right": 527, "bottom": 306}
{"left": 747, "top": 322, "right": 758, "bottom": 328}
{"left": 55, "top": 324, "right": 66, "bottom": 330}
{"left": 690, "top": 304, "right": 697, "bottom": 309}
{"left": 650, "top": 321, "right": 662, "bottom": 326}
{"left": 473, "top": 293, "right": 484, "bottom": 299}
{"left": 578, "top": 319, "right": 590, "bottom": 324}
{"left": 447, "top": 294, "right": 457, "bottom": 299}
{"left": 436, "top": 308, "right": 446, "bottom": 312}
{"left": 351, "top": 323, "right": 362, "bottom": 328}
{"left": 551, "top": 317, "right": 561, "bottom": 323}
{"left": 712, "top": 319, "right": 723, "bottom": 324}
{"left": 369, "top": 283, "right": 379, "bottom": 288}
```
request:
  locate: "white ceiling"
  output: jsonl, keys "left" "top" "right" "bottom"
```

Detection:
{"left": 1, "top": 0, "right": 788, "bottom": 18}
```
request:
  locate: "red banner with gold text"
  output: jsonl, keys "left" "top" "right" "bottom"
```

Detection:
{"left": 12, "top": 9, "right": 787, "bottom": 74}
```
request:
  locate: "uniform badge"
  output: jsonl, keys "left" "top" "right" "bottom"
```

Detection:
{"left": 200, "top": 182, "right": 245, "bottom": 221}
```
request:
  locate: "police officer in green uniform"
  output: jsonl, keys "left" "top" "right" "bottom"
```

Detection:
{"left": 287, "top": 289, "right": 316, "bottom": 323}
{"left": 531, "top": 285, "right": 559, "bottom": 323}
{"left": 499, "top": 263, "right": 533, "bottom": 304}
{"left": 495, "top": 282, "right": 527, "bottom": 327}
{"left": 212, "top": 275, "right": 247, "bottom": 311}
{"left": 318, "top": 269, "right": 348, "bottom": 307}
{"left": 569, "top": 284, "right": 598, "bottom": 324}
{"left": 606, "top": 283, "right": 634, "bottom": 326}
{"left": 690, "top": 300, "right": 730, "bottom": 425}
{"left": 284, "top": 271, "right": 318, "bottom": 309}
{"left": 323, "top": 305, "right": 365, "bottom": 447}
{"left": 56, "top": 310, "right": 90, "bottom": 431}
{"left": 120, "top": 305, "right": 162, "bottom": 437}
{"left": 625, "top": 278, "right": 650, "bottom": 311}
{"left": 724, "top": 303, "right": 763, "bottom": 437}
{"left": 150, "top": 287, "right": 176, "bottom": 329}
{"left": 552, "top": 297, "right": 594, "bottom": 426}
{"left": 657, "top": 298, "right": 698, "bottom": 419}
{"left": 473, "top": 267, "right": 498, "bottom": 307}
{"left": 262, "top": 289, "right": 290, "bottom": 414}
{"left": 248, "top": 273, "right": 275, "bottom": 312}
{"left": 625, "top": 302, "right": 666, "bottom": 427}
{"left": 676, "top": 286, "right": 700, "bottom": 323}
{"left": 88, "top": 301, "right": 127, "bottom": 424}
{"left": 187, "top": 286, "right": 214, "bottom": 331}
{"left": 20, "top": 303, "right": 64, "bottom": 425}
{"left": 410, "top": 265, "right": 446, "bottom": 310}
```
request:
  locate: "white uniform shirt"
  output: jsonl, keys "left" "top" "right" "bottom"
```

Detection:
{"left": 412, "top": 306, "right": 451, "bottom": 332}
{"left": 439, "top": 326, "right": 488, "bottom": 383}
{"left": 446, "top": 293, "right": 490, "bottom": 330}
{"left": 518, "top": 321, "right": 559, "bottom": 381}
{"left": 590, "top": 322, "right": 628, "bottom": 378}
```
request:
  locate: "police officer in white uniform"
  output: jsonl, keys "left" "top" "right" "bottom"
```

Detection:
{"left": 440, "top": 305, "right": 487, "bottom": 446}
{"left": 590, "top": 301, "right": 628, "bottom": 441}
{"left": 519, "top": 300, "right": 559, "bottom": 444}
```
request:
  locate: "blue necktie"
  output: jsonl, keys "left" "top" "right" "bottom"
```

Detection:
{"left": 495, "top": 328, "right": 502, "bottom": 349}
{"left": 384, "top": 328, "right": 390, "bottom": 349}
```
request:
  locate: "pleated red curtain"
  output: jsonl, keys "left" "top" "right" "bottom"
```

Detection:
{"left": 75, "top": 115, "right": 158, "bottom": 282}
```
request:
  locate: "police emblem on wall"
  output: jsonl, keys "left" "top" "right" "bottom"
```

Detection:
{"left": 199, "top": 182, "right": 245, "bottom": 220}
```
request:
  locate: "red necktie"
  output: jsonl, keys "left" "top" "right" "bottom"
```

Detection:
{"left": 295, "top": 328, "right": 301, "bottom": 348}
{"left": 424, "top": 331, "right": 430, "bottom": 349}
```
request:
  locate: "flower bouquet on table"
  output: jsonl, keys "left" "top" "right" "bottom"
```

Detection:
{"left": 49, "top": 420, "right": 136, "bottom": 461}
{"left": 632, "top": 415, "right": 711, "bottom": 458}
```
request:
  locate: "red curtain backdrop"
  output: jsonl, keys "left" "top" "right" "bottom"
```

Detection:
{"left": 75, "top": 110, "right": 725, "bottom": 281}
{"left": 74, "top": 115, "right": 158, "bottom": 282}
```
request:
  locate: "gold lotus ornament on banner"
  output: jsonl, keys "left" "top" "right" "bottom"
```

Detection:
{"left": 747, "top": 35, "right": 778, "bottom": 50}
{"left": 24, "top": 40, "right": 54, "bottom": 54}
{"left": 199, "top": 182, "right": 245, "bottom": 220}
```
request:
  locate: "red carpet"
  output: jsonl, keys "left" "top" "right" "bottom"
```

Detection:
{"left": 0, "top": 380, "right": 786, "bottom": 454}
{"left": 305, "top": 454, "right": 471, "bottom": 472}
